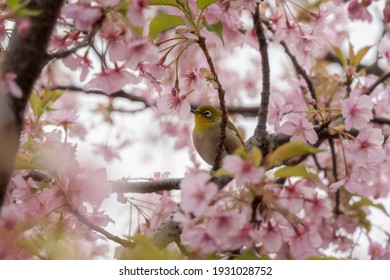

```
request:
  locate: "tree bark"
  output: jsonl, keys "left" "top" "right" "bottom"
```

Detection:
{"left": 0, "top": 0, "right": 63, "bottom": 210}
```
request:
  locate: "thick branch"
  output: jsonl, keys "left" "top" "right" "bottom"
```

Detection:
{"left": 198, "top": 37, "right": 227, "bottom": 171}
{"left": 112, "top": 178, "right": 181, "bottom": 193}
{"left": 0, "top": 0, "right": 64, "bottom": 209}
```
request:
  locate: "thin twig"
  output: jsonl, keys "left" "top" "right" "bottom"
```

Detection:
{"left": 249, "top": 5, "right": 271, "bottom": 155}
{"left": 362, "top": 71, "right": 390, "bottom": 96}
{"left": 197, "top": 36, "right": 227, "bottom": 172}
{"left": 280, "top": 40, "right": 318, "bottom": 109}
{"left": 372, "top": 116, "right": 390, "bottom": 125}
{"left": 54, "top": 85, "right": 150, "bottom": 106}
{"left": 261, "top": 18, "right": 318, "bottom": 110}
{"left": 328, "top": 138, "right": 341, "bottom": 215}
{"left": 68, "top": 205, "right": 134, "bottom": 247}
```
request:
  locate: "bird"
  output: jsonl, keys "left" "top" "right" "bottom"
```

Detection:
{"left": 191, "top": 104, "right": 245, "bottom": 165}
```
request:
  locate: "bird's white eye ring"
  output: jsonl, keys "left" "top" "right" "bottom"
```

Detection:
{"left": 204, "top": 110, "right": 211, "bottom": 117}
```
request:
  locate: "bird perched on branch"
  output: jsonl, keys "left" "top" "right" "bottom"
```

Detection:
{"left": 191, "top": 105, "right": 245, "bottom": 165}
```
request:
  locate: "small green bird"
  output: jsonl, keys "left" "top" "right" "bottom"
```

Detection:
{"left": 191, "top": 105, "right": 245, "bottom": 165}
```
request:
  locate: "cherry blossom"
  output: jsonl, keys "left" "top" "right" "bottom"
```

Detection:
{"left": 347, "top": 0, "right": 373, "bottom": 22}
{"left": 156, "top": 88, "right": 191, "bottom": 118}
{"left": 62, "top": 3, "right": 102, "bottom": 32}
{"left": 86, "top": 66, "right": 139, "bottom": 95}
{"left": 342, "top": 94, "right": 373, "bottom": 131}
{"left": 378, "top": 35, "right": 390, "bottom": 68}
{"left": 223, "top": 154, "right": 265, "bottom": 187}
{"left": 279, "top": 113, "right": 318, "bottom": 145}
{"left": 62, "top": 54, "right": 92, "bottom": 82}
{"left": 125, "top": 39, "right": 160, "bottom": 69}
{"left": 0, "top": 72, "right": 22, "bottom": 98}
{"left": 348, "top": 126, "right": 385, "bottom": 167}
{"left": 206, "top": 209, "right": 243, "bottom": 242}
{"left": 179, "top": 172, "right": 218, "bottom": 216}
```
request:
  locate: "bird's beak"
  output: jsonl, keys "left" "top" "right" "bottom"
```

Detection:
{"left": 191, "top": 108, "right": 197, "bottom": 114}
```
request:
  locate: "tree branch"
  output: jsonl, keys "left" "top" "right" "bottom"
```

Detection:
{"left": 47, "top": 19, "right": 102, "bottom": 60}
{"left": 111, "top": 178, "right": 181, "bottom": 193}
{"left": 329, "top": 138, "right": 341, "bottom": 215}
{"left": 54, "top": 85, "right": 151, "bottom": 106}
{"left": 68, "top": 205, "right": 134, "bottom": 248}
{"left": 197, "top": 36, "right": 227, "bottom": 172}
{"left": 362, "top": 70, "right": 390, "bottom": 96}
{"left": 261, "top": 18, "right": 318, "bottom": 110}
{"left": 0, "top": 0, "right": 64, "bottom": 209}
{"left": 247, "top": 6, "right": 271, "bottom": 155}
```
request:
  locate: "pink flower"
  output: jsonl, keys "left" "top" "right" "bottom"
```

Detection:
{"left": 348, "top": 126, "right": 385, "bottom": 167}
{"left": 125, "top": 39, "right": 159, "bottom": 69}
{"left": 384, "top": 0, "right": 390, "bottom": 23}
{"left": 138, "top": 62, "right": 167, "bottom": 94}
{"left": 127, "top": 0, "right": 148, "bottom": 27}
{"left": 73, "top": 168, "right": 113, "bottom": 208}
{"left": 379, "top": 35, "right": 390, "bottom": 68}
{"left": 62, "top": 4, "right": 102, "bottom": 32}
{"left": 342, "top": 95, "right": 373, "bottom": 130}
{"left": 229, "top": 224, "right": 258, "bottom": 250}
{"left": 62, "top": 54, "right": 92, "bottom": 82}
{"left": 206, "top": 209, "right": 243, "bottom": 242}
{"left": 347, "top": 0, "right": 373, "bottom": 22}
{"left": 149, "top": 192, "right": 176, "bottom": 229}
{"left": 304, "top": 193, "right": 332, "bottom": 220}
{"left": 268, "top": 94, "right": 292, "bottom": 131}
{"left": 0, "top": 72, "right": 22, "bottom": 98}
{"left": 222, "top": 155, "right": 264, "bottom": 187}
{"left": 182, "top": 68, "right": 208, "bottom": 92}
{"left": 258, "top": 219, "right": 284, "bottom": 253}
{"left": 49, "top": 109, "right": 79, "bottom": 127}
{"left": 278, "top": 180, "right": 314, "bottom": 213}
{"left": 279, "top": 113, "right": 318, "bottom": 144}
{"left": 231, "top": 0, "right": 261, "bottom": 14}
{"left": 368, "top": 242, "right": 388, "bottom": 260}
{"left": 180, "top": 172, "right": 218, "bottom": 216}
{"left": 181, "top": 224, "right": 219, "bottom": 254}
{"left": 87, "top": 66, "right": 139, "bottom": 95}
{"left": 156, "top": 88, "right": 191, "bottom": 118}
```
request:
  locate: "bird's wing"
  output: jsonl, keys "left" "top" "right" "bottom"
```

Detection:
{"left": 224, "top": 120, "right": 245, "bottom": 154}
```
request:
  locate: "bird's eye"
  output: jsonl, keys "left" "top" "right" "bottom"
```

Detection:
{"left": 204, "top": 110, "right": 211, "bottom": 117}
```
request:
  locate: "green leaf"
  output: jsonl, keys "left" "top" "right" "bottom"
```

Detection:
{"left": 352, "top": 197, "right": 389, "bottom": 217}
{"left": 117, "top": 234, "right": 184, "bottom": 260}
{"left": 205, "top": 20, "right": 224, "bottom": 46}
{"left": 348, "top": 42, "right": 355, "bottom": 66}
{"left": 148, "top": 13, "right": 186, "bottom": 39}
{"left": 274, "top": 164, "right": 320, "bottom": 183}
{"left": 332, "top": 46, "right": 347, "bottom": 66}
{"left": 6, "top": 0, "right": 41, "bottom": 17}
{"left": 268, "top": 141, "right": 323, "bottom": 167}
{"left": 42, "top": 89, "right": 65, "bottom": 106}
{"left": 197, "top": 0, "right": 219, "bottom": 11}
{"left": 29, "top": 92, "right": 43, "bottom": 119}
{"left": 14, "top": 153, "right": 35, "bottom": 170}
{"left": 149, "top": 0, "right": 181, "bottom": 7}
{"left": 354, "top": 45, "right": 371, "bottom": 67}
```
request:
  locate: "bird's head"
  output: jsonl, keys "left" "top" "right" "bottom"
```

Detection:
{"left": 191, "top": 105, "right": 222, "bottom": 129}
